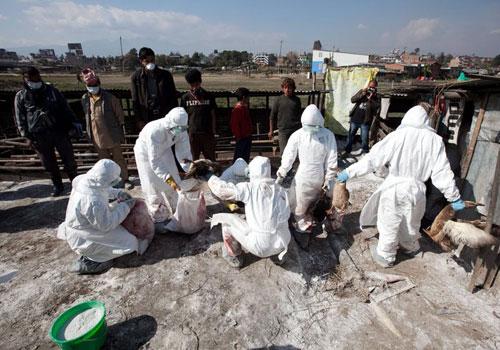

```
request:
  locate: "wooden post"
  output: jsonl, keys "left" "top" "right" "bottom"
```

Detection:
{"left": 461, "top": 94, "right": 489, "bottom": 178}
{"left": 312, "top": 72, "right": 317, "bottom": 90}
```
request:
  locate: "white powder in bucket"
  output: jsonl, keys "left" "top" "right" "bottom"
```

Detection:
{"left": 58, "top": 307, "right": 104, "bottom": 340}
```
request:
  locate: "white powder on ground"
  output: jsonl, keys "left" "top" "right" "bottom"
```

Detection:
{"left": 58, "top": 308, "right": 104, "bottom": 340}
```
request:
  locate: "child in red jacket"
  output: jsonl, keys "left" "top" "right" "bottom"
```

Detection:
{"left": 231, "top": 88, "right": 252, "bottom": 162}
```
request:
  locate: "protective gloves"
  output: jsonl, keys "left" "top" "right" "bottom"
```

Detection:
{"left": 116, "top": 191, "right": 132, "bottom": 202}
{"left": 322, "top": 178, "right": 334, "bottom": 192}
{"left": 275, "top": 175, "right": 284, "bottom": 185}
{"left": 451, "top": 199, "right": 465, "bottom": 211}
{"left": 165, "top": 175, "right": 179, "bottom": 191}
{"left": 336, "top": 170, "right": 349, "bottom": 183}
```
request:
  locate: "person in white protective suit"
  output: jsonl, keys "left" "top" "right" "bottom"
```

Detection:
{"left": 208, "top": 156, "right": 291, "bottom": 268}
{"left": 57, "top": 159, "right": 149, "bottom": 274}
{"left": 276, "top": 104, "right": 338, "bottom": 232}
{"left": 134, "top": 107, "right": 193, "bottom": 226}
{"left": 337, "top": 105, "right": 465, "bottom": 268}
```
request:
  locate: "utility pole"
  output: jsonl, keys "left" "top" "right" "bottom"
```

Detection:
{"left": 278, "top": 40, "right": 283, "bottom": 74}
{"left": 120, "top": 36, "right": 124, "bottom": 73}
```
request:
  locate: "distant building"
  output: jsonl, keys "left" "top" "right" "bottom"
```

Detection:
{"left": 30, "top": 49, "right": 57, "bottom": 62}
{"left": 311, "top": 49, "right": 369, "bottom": 73}
{"left": 312, "top": 40, "right": 322, "bottom": 51}
{"left": 0, "top": 48, "right": 18, "bottom": 62}
{"left": 67, "top": 43, "right": 84, "bottom": 57}
{"left": 401, "top": 51, "right": 420, "bottom": 64}
{"left": 253, "top": 54, "right": 269, "bottom": 66}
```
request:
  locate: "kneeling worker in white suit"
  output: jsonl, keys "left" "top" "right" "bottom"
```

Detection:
{"left": 276, "top": 104, "right": 338, "bottom": 232}
{"left": 209, "top": 156, "right": 291, "bottom": 268}
{"left": 337, "top": 105, "right": 465, "bottom": 267}
{"left": 58, "top": 159, "right": 146, "bottom": 274}
{"left": 134, "top": 107, "right": 193, "bottom": 226}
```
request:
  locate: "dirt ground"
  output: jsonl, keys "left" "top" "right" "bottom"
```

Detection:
{"left": 1, "top": 163, "right": 500, "bottom": 349}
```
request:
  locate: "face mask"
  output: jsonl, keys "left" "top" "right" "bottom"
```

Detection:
{"left": 110, "top": 177, "right": 122, "bottom": 187}
{"left": 244, "top": 167, "right": 250, "bottom": 178}
{"left": 302, "top": 124, "right": 320, "bottom": 134}
{"left": 26, "top": 81, "right": 42, "bottom": 90}
{"left": 87, "top": 86, "right": 100, "bottom": 95}
{"left": 171, "top": 125, "right": 187, "bottom": 136}
{"left": 145, "top": 63, "right": 156, "bottom": 70}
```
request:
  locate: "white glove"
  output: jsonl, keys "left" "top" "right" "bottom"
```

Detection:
{"left": 124, "top": 198, "right": 136, "bottom": 209}
{"left": 275, "top": 175, "right": 284, "bottom": 185}
{"left": 322, "top": 179, "right": 334, "bottom": 192}
{"left": 117, "top": 191, "right": 132, "bottom": 202}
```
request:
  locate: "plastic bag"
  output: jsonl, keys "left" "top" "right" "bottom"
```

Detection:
{"left": 166, "top": 190, "right": 207, "bottom": 234}
{"left": 121, "top": 199, "right": 155, "bottom": 240}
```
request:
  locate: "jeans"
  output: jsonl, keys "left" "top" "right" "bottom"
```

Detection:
{"left": 345, "top": 122, "right": 370, "bottom": 153}
{"left": 234, "top": 137, "right": 252, "bottom": 163}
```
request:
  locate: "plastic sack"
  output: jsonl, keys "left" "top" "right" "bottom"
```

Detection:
{"left": 121, "top": 199, "right": 155, "bottom": 240}
{"left": 166, "top": 190, "right": 207, "bottom": 234}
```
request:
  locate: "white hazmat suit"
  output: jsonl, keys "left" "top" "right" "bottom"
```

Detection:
{"left": 209, "top": 156, "right": 291, "bottom": 259}
{"left": 134, "top": 107, "right": 193, "bottom": 222}
{"left": 57, "top": 159, "right": 139, "bottom": 262}
{"left": 277, "top": 104, "right": 338, "bottom": 231}
{"left": 345, "top": 105, "right": 460, "bottom": 263}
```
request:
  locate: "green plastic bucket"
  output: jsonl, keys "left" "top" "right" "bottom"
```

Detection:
{"left": 49, "top": 300, "right": 107, "bottom": 350}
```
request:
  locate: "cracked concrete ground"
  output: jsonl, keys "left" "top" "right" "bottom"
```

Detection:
{"left": 0, "top": 173, "right": 499, "bottom": 350}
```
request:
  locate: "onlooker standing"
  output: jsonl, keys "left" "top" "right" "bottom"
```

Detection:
{"left": 80, "top": 68, "right": 132, "bottom": 189}
{"left": 345, "top": 79, "right": 380, "bottom": 154}
{"left": 230, "top": 87, "right": 252, "bottom": 162}
{"left": 180, "top": 69, "right": 217, "bottom": 161}
{"left": 14, "top": 66, "right": 81, "bottom": 196}
{"left": 130, "top": 47, "right": 178, "bottom": 131}
{"left": 268, "top": 78, "right": 302, "bottom": 155}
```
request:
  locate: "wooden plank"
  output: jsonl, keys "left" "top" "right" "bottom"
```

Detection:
{"left": 468, "top": 148, "right": 500, "bottom": 291}
{"left": 461, "top": 93, "right": 489, "bottom": 178}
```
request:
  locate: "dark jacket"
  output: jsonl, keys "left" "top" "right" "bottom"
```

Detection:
{"left": 14, "top": 83, "right": 76, "bottom": 139}
{"left": 349, "top": 89, "right": 380, "bottom": 125}
{"left": 130, "top": 67, "right": 178, "bottom": 123}
{"left": 82, "top": 90, "right": 125, "bottom": 148}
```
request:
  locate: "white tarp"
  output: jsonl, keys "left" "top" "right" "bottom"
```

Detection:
{"left": 324, "top": 67, "right": 378, "bottom": 135}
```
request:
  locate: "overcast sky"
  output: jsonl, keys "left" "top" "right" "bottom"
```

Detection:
{"left": 1, "top": 0, "right": 499, "bottom": 57}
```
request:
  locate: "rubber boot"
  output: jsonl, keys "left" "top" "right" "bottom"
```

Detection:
{"left": 68, "top": 256, "right": 114, "bottom": 274}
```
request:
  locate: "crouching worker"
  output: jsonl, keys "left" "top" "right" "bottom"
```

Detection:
{"left": 134, "top": 107, "right": 193, "bottom": 229}
{"left": 57, "top": 159, "right": 149, "bottom": 274}
{"left": 208, "top": 156, "right": 291, "bottom": 268}
{"left": 337, "top": 105, "right": 464, "bottom": 268}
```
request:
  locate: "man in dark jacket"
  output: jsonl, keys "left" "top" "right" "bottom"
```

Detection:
{"left": 130, "top": 47, "right": 178, "bottom": 131}
{"left": 14, "top": 66, "right": 81, "bottom": 196}
{"left": 345, "top": 79, "right": 380, "bottom": 154}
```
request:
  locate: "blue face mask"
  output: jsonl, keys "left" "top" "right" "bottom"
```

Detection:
{"left": 26, "top": 80, "right": 42, "bottom": 90}
{"left": 171, "top": 126, "right": 188, "bottom": 136}
{"left": 87, "top": 86, "right": 100, "bottom": 95}
{"left": 302, "top": 124, "right": 320, "bottom": 134}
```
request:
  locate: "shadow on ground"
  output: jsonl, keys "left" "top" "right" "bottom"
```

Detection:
{"left": 103, "top": 315, "right": 157, "bottom": 350}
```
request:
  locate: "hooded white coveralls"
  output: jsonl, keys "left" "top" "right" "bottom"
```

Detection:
{"left": 346, "top": 105, "right": 460, "bottom": 263}
{"left": 209, "top": 156, "right": 291, "bottom": 259}
{"left": 57, "top": 159, "right": 139, "bottom": 262}
{"left": 134, "top": 107, "right": 193, "bottom": 222}
{"left": 277, "top": 104, "right": 338, "bottom": 231}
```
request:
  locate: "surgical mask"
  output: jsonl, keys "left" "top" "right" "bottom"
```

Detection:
{"left": 302, "top": 124, "right": 320, "bottom": 134}
{"left": 87, "top": 86, "right": 100, "bottom": 95}
{"left": 145, "top": 63, "right": 156, "bottom": 70}
{"left": 26, "top": 81, "right": 42, "bottom": 90}
{"left": 110, "top": 177, "right": 122, "bottom": 187}
{"left": 244, "top": 167, "right": 250, "bottom": 178}
{"left": 170, "top": 125, "right": 187, "bottom": 136}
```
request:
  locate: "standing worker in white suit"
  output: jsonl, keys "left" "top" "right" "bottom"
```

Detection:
{"left": 134, "top": 107, "right": 193, "bottom": 227}
{"left": 208, "top": 156, "right": 291, "bottom": 268}
{"left": 276, "top": 104, "right": 338, "bottom": 233}
{"left": 337, "top": 105, "right": 465, "bottom": 267}
{"left": 57, "top": 159, "right": 145, "bottom": 274}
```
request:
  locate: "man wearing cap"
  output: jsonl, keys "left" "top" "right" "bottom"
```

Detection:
{"left": 14, "top": 66, "right": 81, "bottom": 196}
{"left": 130, "top": 47, "right": 179, "bottom": 131}
{"left": 80, "top": 68, "right": 131, "bottom": 189}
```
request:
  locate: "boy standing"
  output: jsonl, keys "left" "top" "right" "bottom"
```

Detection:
{"left": 268, "top": 78, "right": 301, "bottom": 155}
{"left": 181, "top": 69, "right": 217, "bottom": 161}
{"left": 230, "top": 87, "right": 252, "bottom": 162}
